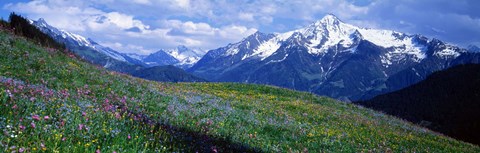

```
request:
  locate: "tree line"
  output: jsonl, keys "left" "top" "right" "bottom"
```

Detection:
{"left": 1, "top": 12, "right": 66, "bottom": 51}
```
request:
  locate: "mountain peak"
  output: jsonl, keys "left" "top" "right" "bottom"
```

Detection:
{"left": 318, "top": 14, "right": 342, "bottom": 25}
{"left": 467, "top": 45, "right": 480, "bottom": 52}
{"left": 35, "top": 18, "right": 49, "bottom": 27}
{"left": 38, "top": 18, "right": 46, "bottom": 23}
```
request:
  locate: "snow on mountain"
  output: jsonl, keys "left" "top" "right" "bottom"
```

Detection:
{"left": 164, "top": 45, "right": 206, "bottom": 67}
{"left": 190, "top": 14, "right": 477, "bottom": 101}
{"left": 217, "top": 14, "right": 462, "bottom": 66}
{"left": 32, "top": 18, "right": 208, "bottom": 69}
{"left": 127, "top": 45, "right": 207, "bottom": 69}
{"left": 32, "top": 18, "right": 130, "bottom": 63}
{"left": 125, "top": 53, "right": 147, "bottom": 61}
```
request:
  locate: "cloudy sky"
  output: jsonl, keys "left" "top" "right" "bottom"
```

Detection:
{"left": 1, "top": 0, "right": 479, "bottom": 55}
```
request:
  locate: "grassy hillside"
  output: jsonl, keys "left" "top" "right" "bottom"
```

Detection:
{"left": 0, "top": 29, "right": 479, "bottom": 152}
{"left": 356, "top": 64, "right": 480, "bottom": 145}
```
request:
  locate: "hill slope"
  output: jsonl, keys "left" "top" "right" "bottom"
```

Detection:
{"left": 355, "top": 64, "right": 480, "bottom": 145}
{"left": 0, "top": 28, "right": 479, "bottom": 152}
{"left": 132, "top": 65, "right": 206, "bottom": 82}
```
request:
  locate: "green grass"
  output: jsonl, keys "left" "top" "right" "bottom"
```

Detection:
{"left": 0, "top": 29, "right": 479, "bottom": 152}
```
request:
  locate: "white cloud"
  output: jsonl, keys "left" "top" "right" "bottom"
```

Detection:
{"left": 238, "top": 12, "right": 254, "bottom": 21}
{"left": 174, "top": 0, "right": 190, "bottom": 9}
{"left": 132, "top": 0, "right": 151, "bottom": 5}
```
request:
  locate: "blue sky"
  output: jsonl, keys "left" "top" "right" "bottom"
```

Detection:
{"left": 1, "top": 0, "right": 479, "bottom": 54}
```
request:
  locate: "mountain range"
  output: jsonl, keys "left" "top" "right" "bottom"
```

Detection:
{"left": 31, "top": 18, "right": 206, "bottom": 82}
{"left": 31, "top": 14, "right": 480, "bottom": 102}
{"left": 130, "top": 45, "right": 206, "bottom": 69}
{"left": 188, "top": 14, "right": 480, "bottom": 101}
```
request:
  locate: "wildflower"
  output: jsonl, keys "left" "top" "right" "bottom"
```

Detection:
{"left": 32, "top": 115, "right": 40, "bottom": 121}
{"left": 78, "top": 124, "right": 85, "bottom": 130}
{"left": 41, "top": 143, "right": 46, "bottom": 151}
{"left": 19, "top": 147, "right": 25, "bottom": 152}
{"left": 82, "top": 112, "right": 86, "bottom": 116}
{"left": 96, "top": 149, "right": 101, "bottom": 153}
{"left": 6, "top": 89, "right": 13, "bottom": 97}
{"left": 115, "top": 112, "right": 121, "bottom": 119}
{"left": 31, "top": 122, "right": 36, "bottom": 128}
{"left": 12, "top": 104, "right": 17, "bottom": 109}
{"left": 44, "top": 116, "right": 50, "bottom": 120}
{"left": 19, "top": 125, "right": 25, "bottom": 131}
{"left": 128, "top": 134, "right": 131, "bottom": 139}
{"left": 211, "top": 146, "right": 218, "bottom": 153}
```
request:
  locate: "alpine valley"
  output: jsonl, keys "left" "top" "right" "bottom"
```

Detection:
{"left": 189, "top": 14, "right": 480, "bottom": 101}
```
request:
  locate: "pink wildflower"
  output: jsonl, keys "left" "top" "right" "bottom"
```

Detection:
{"left": 115, "top": 112, "right": 121, "bottom": 119}
{"left": 82, "top": 112, "right": 86, "bottom": 116}
{"left": 19, "top": 147, "right": 25, "bottom": 152}
{"left": 128, "top": 134, "right": 131, "bottom": 139}
{"left": 30, "top": 122, "right": 36, "bottom": 128}
{"left": 43, "top": 116, "right": 50, "bottom": 120}
{"left": 32, "top": 115, "right": 40, "bottom": 121}
{"left": 78, "top": 124, "right": 84, "bottom": 130}
{"left": 96, "top": 149, "right": 101, "bottom": 153}
{"left": 19, "top": 125, "right": 25, "bottom": 131}
{"left": 12, "top": 104, "right": 17, "bottom": 109}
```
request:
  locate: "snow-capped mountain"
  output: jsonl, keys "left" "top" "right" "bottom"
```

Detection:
{"left": 190, "top": 14, "right": 480, "bottom": 101}
{"left": 32, "top": 18, "right": 206, "bottom": 71}
{"left": 129, "top": 45, "right": 206, "bottom": 69}
{"left": 31, "top": 18, "right": 207, "bottom": 82}
{"left": 32, "top": 18, "right": 146, "bottom": 72}
{"left": 166, "top": 45, "right": 206, "bottom": 69}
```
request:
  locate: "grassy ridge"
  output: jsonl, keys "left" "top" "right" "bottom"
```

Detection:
{"left": 0, "top": 29, "right": 479, "bottom": 152}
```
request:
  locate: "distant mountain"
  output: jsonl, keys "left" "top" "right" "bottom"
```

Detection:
{"left": 355, "top": 64, "right": 480, "bottom": 145}
{"left": 468, "top": 45, "right": 480, "bottom": 52}
{"left": 132, "top": 65, "right": 206, "bottom": 82}
{"left": 189, "top": 14, "right": 480, "bottom": 101}
{"left": 31, "top": 18, "right": 145, "bottom": 73}
{"left": 130, "top": 45, "right": 206, "bottom": 69}
{"left": 142, "top": 49, "right": 180, "bottom": 66}
{"left": 31, "top": 18, "right": 206, "bottom": 82}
